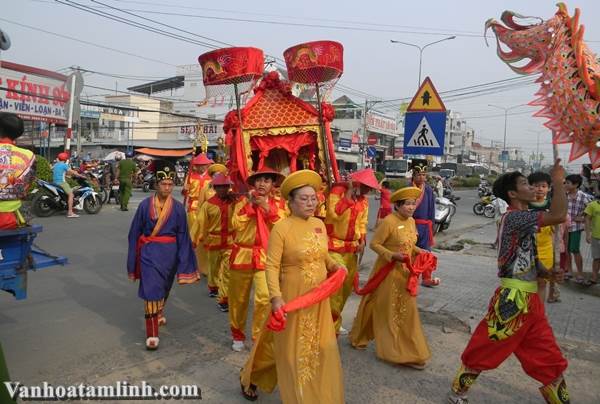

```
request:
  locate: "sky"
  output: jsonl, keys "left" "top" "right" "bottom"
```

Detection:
{"left": 3, "top": 0, "right": 600, "bottom": 169}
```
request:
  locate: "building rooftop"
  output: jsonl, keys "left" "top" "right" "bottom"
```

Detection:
{"left": 127, "top": 75, "right": 185, "bottom": 95}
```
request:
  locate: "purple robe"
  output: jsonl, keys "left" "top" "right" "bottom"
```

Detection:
{"left": 127, "top": 196, "right": 197, "bottom": 301}
{"left": 413, "top": 183, "right": 435, "bottom": 251}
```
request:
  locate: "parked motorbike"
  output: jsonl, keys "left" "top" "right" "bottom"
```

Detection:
{"left": 85, "top": 168, "right": 109, "bottom": 204}
{"left": 142, "top": 171, "right": 155, "bottom": 192}
{"left": 435, "top": 195, "right": 457, "bottom": 234}
{"left": 31, "top": 177, "right": 102, "bottom": 217}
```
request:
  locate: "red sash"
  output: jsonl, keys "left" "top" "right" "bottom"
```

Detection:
{"left": 353, "top": 261, "right": 395, "bottom": 295}
{"left": 415, "top": 218, "right": 435, "bottom": 247}
{"left": 352, "top": 251, "right": 437, "bottom": 297}
{"left": 133, "top": 196, "right": 175, "bottom": 279}
{"left": 267, "top": 269, "right": 347, "bottom": 332}
{"left": 134, "top": 235, "right": 176, "bottom": 279}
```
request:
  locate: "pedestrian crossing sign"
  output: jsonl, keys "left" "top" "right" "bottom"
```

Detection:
{"left": 406, "top": 77, "right": 446, "bottom": 112}
{"left": 403, "top": 111, "right": 446, "bottom": 156}
{"left": 405, "top": 115, "right": 441, "bottom": 148}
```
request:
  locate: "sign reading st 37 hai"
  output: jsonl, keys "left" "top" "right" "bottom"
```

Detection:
{"left": 403, "top": 77, "right": 447, "bottom": 156}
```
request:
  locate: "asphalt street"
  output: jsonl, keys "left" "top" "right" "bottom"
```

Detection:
{"left": 1, "top": 188, "right": 599, "bottom": 403}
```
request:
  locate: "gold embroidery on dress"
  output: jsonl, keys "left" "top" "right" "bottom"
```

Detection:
{"left": 298, "top": 311, "right": 320, "bottom": 386}
{"left": 392, "top": 278, "right": 408, "bottom": 328}
{"left": 301, "top": 232, "right": 323, "bottom": 288}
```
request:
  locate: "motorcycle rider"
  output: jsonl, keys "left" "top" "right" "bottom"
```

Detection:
{"left": 115, "top": 151, "right": 137, "bottom": 211}
{"left": 0, "top": 112, "right": 36, "bottom": 230}
{"left": 52, "top": 151, "right": 86, "bottom": 218}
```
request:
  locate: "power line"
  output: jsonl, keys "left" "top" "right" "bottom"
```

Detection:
{"left": 55, "top": 0, "right": 221, "bottom": 49}
{"left": 108, "top": 0, "right": 485, "bottom": 35}
{"left": 54, "top": 0, "right": 382, "bottom": 101}
{"left": 0, "top": 17, "right": 177, "bottom": 67}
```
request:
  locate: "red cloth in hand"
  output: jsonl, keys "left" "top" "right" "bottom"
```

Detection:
{"left": 404, "top": 252, "right": 437, "bottom": 296}
{"left": 267, "top": 269, "right": 346, "bottom": 332}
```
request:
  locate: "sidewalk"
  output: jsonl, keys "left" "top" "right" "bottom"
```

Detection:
{"left": 359, "top": 245, "right": 600, "bottom": 345}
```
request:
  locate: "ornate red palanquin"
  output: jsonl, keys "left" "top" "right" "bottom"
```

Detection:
{"left": 224, "top": 71, "right": 340, "bottom": 189}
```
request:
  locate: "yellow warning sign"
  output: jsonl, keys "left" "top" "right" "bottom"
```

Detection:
{"left": 406, "top": 77, "right": 446, "bottom": 112}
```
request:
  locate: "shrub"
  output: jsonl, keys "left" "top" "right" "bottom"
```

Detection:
{"left": 34, "top": 155, "right": 52, "bottom": 181}
{"left": 374, "top": 171, "right": 385, "bottom": 182}
{"left": 456, "top": 176, "right": 480, "bottom": 188}
{"left": 388, "top": 178, "right": 409, "bottom": 190}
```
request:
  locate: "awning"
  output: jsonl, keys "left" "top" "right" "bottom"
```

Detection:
{"left": 135, "top": 147, "right": 193, "bottom": 157}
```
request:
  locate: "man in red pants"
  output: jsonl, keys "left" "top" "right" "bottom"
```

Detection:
{"left": 448, "top": 159, "right": 569, "bottom": 404}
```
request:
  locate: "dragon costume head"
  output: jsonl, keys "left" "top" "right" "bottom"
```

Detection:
{"left": 486, "top": 3, "right": 600, "bottom": 167}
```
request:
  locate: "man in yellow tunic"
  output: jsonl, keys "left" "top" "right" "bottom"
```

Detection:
{"left": 195, "top": 173, "right": 236, "bottom": 311}
{"left": 349, "top": 186, "right": 431, "bottom": 369}
{"left": 183, "top": 153, "right": 213, "bottom": 277}
{"left": 229, "top": 167, "right": 286, "bottom": 351}
{"left": 325, "top": 168, "right": 379, "bottom": 333}
{"left": 190, "top": 162, "right": 228, "bottom": 288}
{"left": 240, "top": 169, "right": 345, "bottom": 403}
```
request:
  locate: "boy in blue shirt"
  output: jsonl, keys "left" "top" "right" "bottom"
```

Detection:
{"left": 53, "top": 152, "right": 85, "bottom": 218}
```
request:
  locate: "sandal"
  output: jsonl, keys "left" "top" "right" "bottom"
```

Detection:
{"left": 547, "top": 296, "right": 561, "bottom": 303}
{"left": 563, "top": 273, "right": 573, "bottom": 280}
{"left": 240, "top": 382, "right": 258, "bottom": 401}
{"left": 422, "top": 277, "right": 440, "bottom": 288}
{"left": 575, "top": 278, "right": 586, "bottom": 285}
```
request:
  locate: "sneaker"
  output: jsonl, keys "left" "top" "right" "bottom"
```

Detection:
{"left": 217, "top": 302, "right": 229, "bottom": 312}
{"left": 447, "top": 392, "right": 468, "bottom": 404}
{"left": 208, "top": 290, "right": 218, "bottom": 298}
{"left": 338, "top": 326, "right": 349, "bottom": 335}
{"left": 231, "top": 340, "right": 245, "bottom": 352}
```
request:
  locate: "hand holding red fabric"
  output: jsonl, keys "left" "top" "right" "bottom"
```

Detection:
{"left": 267, "top": 269, "right": 346, "bottom": 332}
{"left": 404, "top": 252, "right": 437, "bottom": 296}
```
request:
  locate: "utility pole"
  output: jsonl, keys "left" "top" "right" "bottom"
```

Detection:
{"left": 361, "top": 99, "right": 383, "bottom": 169}
{"left": 362, "top": 100, "right": 368, "bottom": 169}
{"left": 76, "top": 116, "right": 82, "bottom": 157}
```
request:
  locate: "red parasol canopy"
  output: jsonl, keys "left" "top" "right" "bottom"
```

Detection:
{"left": 283, "top": 40, "right": 344, "bottom": 84}
{"left": 198, "top": 47, "right": 264, "bottom": 86}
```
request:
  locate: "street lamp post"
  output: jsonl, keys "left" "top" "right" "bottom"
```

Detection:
{"left": 488, "top": 104, "right": 522, "bottom": 173}
{"left": 390, "top": 36, "right": 456, "bottom": 88}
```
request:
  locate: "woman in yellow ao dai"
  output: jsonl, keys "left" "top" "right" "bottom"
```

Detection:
{"left": 349, "top": 186, "right": 431, "bottom": 368}
{"left": 240, "top": 170, "right": 345, "bottom": 404}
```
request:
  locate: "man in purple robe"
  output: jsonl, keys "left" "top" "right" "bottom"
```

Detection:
{"left": 127, "top": 162, "right": 199, "bottom": 350}
{"left": 411, "top": 159, "right": 440, "bottom": 287}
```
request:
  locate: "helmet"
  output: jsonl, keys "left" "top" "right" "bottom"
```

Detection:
{"left": 57, "top": 152, "right": 69, "bottom": 161}
{"left": 126, "top": 150, "right": 134, "bottom": 158}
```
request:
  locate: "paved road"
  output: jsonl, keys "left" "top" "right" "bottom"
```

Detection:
{"left": 368, "top": 188, "right": 491, "bottom": 236}
{"left": 2, "top": 188, "right": 599, "bottom": 403}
